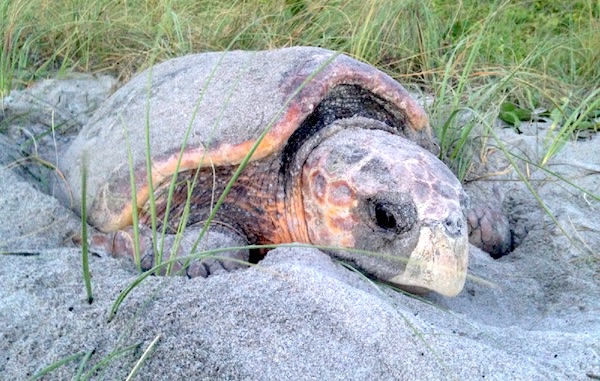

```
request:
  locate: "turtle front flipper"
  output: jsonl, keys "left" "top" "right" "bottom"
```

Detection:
{"left": 467, "top": 199, "right": 511, "bottom": 259}
{"left": 85, "top": 225, "right": 249, "bottom": 278}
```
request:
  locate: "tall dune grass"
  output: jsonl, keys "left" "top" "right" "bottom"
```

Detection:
{"left": 2, "top": 0, "right": 598, "bottom": 169}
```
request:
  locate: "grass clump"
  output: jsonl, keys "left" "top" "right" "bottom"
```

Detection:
{"left": 1, "top": 0, "right": 598, "bottom": 168}
{"left": 2, "top": 0, "right": 597, "bottom": 89}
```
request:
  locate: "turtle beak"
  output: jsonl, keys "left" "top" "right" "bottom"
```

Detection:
{"left": 388, "top": 221, "right": 469, "bottom": 297}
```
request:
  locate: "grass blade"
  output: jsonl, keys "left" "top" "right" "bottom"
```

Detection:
{"left": 27, "top": 351, "right": 86, "bottom": 381}
{"left": 80, "top": 153, "right": 93, "bottom": 304}
{"left": 125, "top": 335, "right": 161, "bottom": 381}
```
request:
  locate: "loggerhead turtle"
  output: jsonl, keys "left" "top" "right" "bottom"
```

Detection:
{"left": 57, "top": 47, "right": 470, "bottom": 297}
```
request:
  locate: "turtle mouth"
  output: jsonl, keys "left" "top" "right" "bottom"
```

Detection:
{"left": 387, "top": 223, "right": 469, "bottom": 297}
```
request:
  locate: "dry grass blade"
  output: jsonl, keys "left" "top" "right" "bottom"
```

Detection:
{"left": 125, "top": 335, "right": 161, "bottom": 381}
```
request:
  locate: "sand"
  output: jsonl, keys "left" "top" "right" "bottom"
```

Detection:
{"left": 0, "top": 74, "right": 598, "bottom": 381}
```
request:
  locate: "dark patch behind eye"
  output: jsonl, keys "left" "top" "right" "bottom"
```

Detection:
{"left": 280, "top": 84, "right": 406, "bottom": 181}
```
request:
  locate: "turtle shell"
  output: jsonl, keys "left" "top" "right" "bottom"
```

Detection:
{"left": 58, "top": 46, "right": 437, "bottom": 232}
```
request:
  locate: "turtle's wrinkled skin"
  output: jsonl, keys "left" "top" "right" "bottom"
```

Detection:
{"left": 58, "top": 47, "right": 472, "bottom": 297}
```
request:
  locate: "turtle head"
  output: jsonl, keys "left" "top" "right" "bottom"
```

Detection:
{"left": 300, "top": 118, "right": 469, "bottom": 297}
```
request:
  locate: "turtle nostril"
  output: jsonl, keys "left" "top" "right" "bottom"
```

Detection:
{"left": 443, "top": 214, "right": 465, "bottom": 238}
{"left": 375, "top": 202, "right": 397, "bottom": 230}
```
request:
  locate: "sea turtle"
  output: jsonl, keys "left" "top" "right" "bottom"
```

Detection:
{"left": 57, "top": 47, "right": 470, "bottom": 297}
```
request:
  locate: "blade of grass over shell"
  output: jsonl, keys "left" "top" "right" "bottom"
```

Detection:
{"left": 174, "top": 52, "right": 263, "bottom": 272}
{"left": 149, "top": 52, "right": 240, "bottom": 269}
{"left": 141, "top": 34, "right": 209, "bottom": 263}
{"left": 80, "top": 152, "right": 93, "bottom": 304}
{"left": 189, "top": 51, "right": 342, "bottom": 256}
{"left": 145, "top": 24, "right": 269, "bottom": 272}
{"left": 121, "top": 115, "right": 142, "bottom": 272}
{"left": 142, "top": 58, "right": 160, "bottom": 271}
{"left": 157, "top": 49, "right": 254, "bottom": 273}
{"left": 165, "top": 180, "right": 193, "bottom": 276}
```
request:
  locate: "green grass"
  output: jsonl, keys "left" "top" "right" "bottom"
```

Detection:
{"left": 1, "top": 0, "right": 597, "bottom": 92}
{"left": 80, "top": 153, "right": 93, "bottom": 304}
{"left": 1, "top": 0, "right": 598, "bottom": 169}
{"left": 27, "top": 343, "right": 143, "bottom": 381}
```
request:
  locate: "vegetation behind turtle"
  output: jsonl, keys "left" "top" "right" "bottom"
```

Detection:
{"left": 2, "top": 1, "right": 597, "bottom": 154}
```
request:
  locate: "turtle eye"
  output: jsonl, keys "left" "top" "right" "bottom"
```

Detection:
{"left": 368, "top": 198, "right": 417, "bottom": 235}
